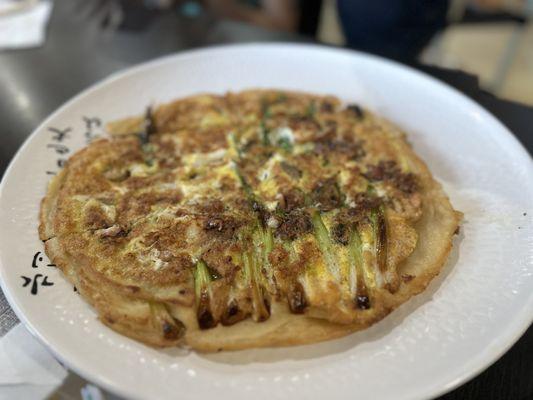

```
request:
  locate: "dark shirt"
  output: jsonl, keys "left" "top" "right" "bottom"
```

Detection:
{"left": 240, "top": 0, "right": 323, "bottom": 36}
{"left": 337, "top": 0, "right": 449, "bottom": 62}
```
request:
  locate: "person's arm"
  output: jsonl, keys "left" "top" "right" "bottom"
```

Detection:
{"left": 205, "top": 0, "right": 299, "bottom": 31}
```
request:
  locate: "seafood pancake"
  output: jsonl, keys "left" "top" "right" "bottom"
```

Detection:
{"left": 40, "top": 90, "right": 461, "bottom": 351}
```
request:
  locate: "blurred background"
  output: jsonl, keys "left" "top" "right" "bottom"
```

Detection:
{"left": 324, "top": 0, "right": 533, "bottom": 105}
{"left": 1, "top": 0, "right": 532, "bottom": 103}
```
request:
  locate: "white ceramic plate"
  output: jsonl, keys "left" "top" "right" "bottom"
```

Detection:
{"left": 1, "top": 44, "right": 532, "bottom": 400}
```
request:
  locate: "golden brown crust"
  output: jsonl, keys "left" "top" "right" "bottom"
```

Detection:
{"left": 40, "top": 90, "right": 461, "bottom": 351}
{"left": 39, "top": 167, "right": 67, "bottom": 240}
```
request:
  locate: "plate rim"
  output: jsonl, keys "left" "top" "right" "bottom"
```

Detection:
{"left": 0, "top": 42, "right": 532, "bottom": 400}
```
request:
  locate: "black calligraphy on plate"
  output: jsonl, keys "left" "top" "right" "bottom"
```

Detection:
{"left": 83, "top": 116, "right": 104, "bottom": 144}
{"left": 20, "top": 252, "right": 56, "bottom": 295}
{"left": 45, "top": 126, "right": 71, "bottom": 176}
{"left": 37, "top": 116, "right": 105, "bottom": 293}
{"left": 45, "top": 117, "right": 105, "bottom": 176}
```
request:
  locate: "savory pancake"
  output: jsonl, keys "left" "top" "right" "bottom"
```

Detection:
{"left": 40, "top": 90, "right": 461, "bottom": 351}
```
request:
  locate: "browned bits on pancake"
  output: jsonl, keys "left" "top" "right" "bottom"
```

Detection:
{"left": 346, "top": 104, "right": 364, "bottom": 119}
{"left": 219, "top": 175, "right": 239, "bottom": 192}
{"left": 84, "top": 205, "right": 114, "bottom": 230}
{"left": 166, "top": 253, "right": 195, "bottom": 274}
{"left": 272, "top": 251, "right": 314, "bottom": 307}
{"left": 311, "top": 177, "right": 344, "bottom": 211}
{"left": 365, "top": 161, "right": 418, "bottom": 193}
{"left": 201, "top": 242, "right": 239, "bottom": 279}
{"left": 197, "top": 292, "right": 216, "bottom": 329}
{"left": 96, "top": 225, "right": 124, "bottom": 239}
{"left": 355, "top": 295, "right": 371, "bottom": 310}
{"left": 268, "top": 247, "right": 290, "bottom": 282}
{"left": 95, "top": 192, "right": 116, "bottom": 204}
{"left": 259, "top": 297, "right": 271, "bottom": 322}
{"left": 204, "top": 218, "right": 224, "bottom": 231}
{"left": 123, "top": 170, "right": 176, "bottom": 191}
{"left": 401, "top": 274, "right": 415, "bottom": 283}
{"left": 177, "top": 127, "right": 228, "bottom": 154}
{"left": 365, "top": 162, "right": 391, "bottom": 181}
{"left": 126, "top": 285, "right": 141, "bottom": 293}
{"left": 97, "top": 144, "right": 145, "bottom": 182}
{"left": 394, "top": 173, "right": 418, "bottom": 194}
{"left": 241, "top": 138, "right": 259, "bottom": 154}
{"left": 162, "top": 321, "right": 181, "bottom": 340}
{"left": 288, "top": 282, "right": 308, "bottom": 313}
{"left": 225, "top": 302, "right": 240, "bottom": 318}
{"left": 117, "top": 189, "right": 181, "bottom": 225}
{"left": 288, "top": 114, "right": 320, "bottom": 131}
{"left": 152, "top": 136, "right": 176, "bottom": 153}
{"left": 66, "top": 175, "right": 113, "bottom": 197}
{"left": 324, "top": 119, "right": 338, "bottom": 129}
{"left": 152, "top": 137, "right": 180, "bottom": 169}
{"left": 280, "top": 161, "right": 302, "bottom": 180}
{"left": 104, "top": 168, "right": 130, "bottom": 182}
{"left": 204, "top": 216, "right": 239, "bottom": 240}
{"left": 314, "top": 131, "right": 365, "bottom": 160}
{"left": 246, "top": 200, "right": 266, "bottom": 228}
{"left": 331, "top": 222, "right": 350, "bottom": 245}
{"left": 192, "top": 199, "right": 225, "bottom": 215}
{"left": 277, "top": 188, "right": 305, "bottom": 212}
{"left": 344, "top": 140, "right": 366, "bottom": 159}
{"left": 153, "top": 95, "right": 229, "bottom": 132}
{"left": 96, "top": 138, "right": 144, "bottom": 159}
{"left": 290, "top": 240, "right": 320, "bottom": 278}
{"left": 123, "top": 177, "right": 149, "bottom": 191}
{"left": 158, "top": 250, "right": 174, "bottom": 262}
{"left": 119, "top": 249, "right": 193, "bottom": 286}
{"left": 275, "top": 210, "right": 312, "bottom": 241}
{"left": 220, "top": 300, "right": 247, "bottom": 326}
{"left": 320, "top": 101, "right": 335, "bottom": 113}
{"left": 349, "top": 192, "right": 381, "bottom": 216}
{"left": 242, "top": 140, "right": 274, "bottom": 162}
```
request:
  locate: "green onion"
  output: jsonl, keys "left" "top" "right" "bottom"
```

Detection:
{"left": 311, "top": 211, "right": 340, "bottom": 281}
{"left": 348, "top": 229, "right": 371, "bottom": 309}
{"left": 260, "top": 120, "right": 270, "bottom": 146}
{"left": 243, "top": 249, "right": 270, "bottom": 322}
{"left": 370, "top": 206, "right": 387, "bottom": 275}
{"left": 149, "top": 302, "right": 184, "bottom": 340}
{"left": 228, "top": 132, "right": 243, "bottom": 160}
{"left": 194, "top": 260, "right": 217, "bottom": 329}
{"left": 277, "top": 137, "right": 293, "bottom": 153}
{"left": 370, "top": 205, "right": 399, "bottom": 292}
{"left": 306, "top": 101, "right": 316, "bottom": 118}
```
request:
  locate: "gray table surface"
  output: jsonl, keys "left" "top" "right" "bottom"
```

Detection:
{"left": 0, "top": 1, "right": 531, "bottom": 399}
